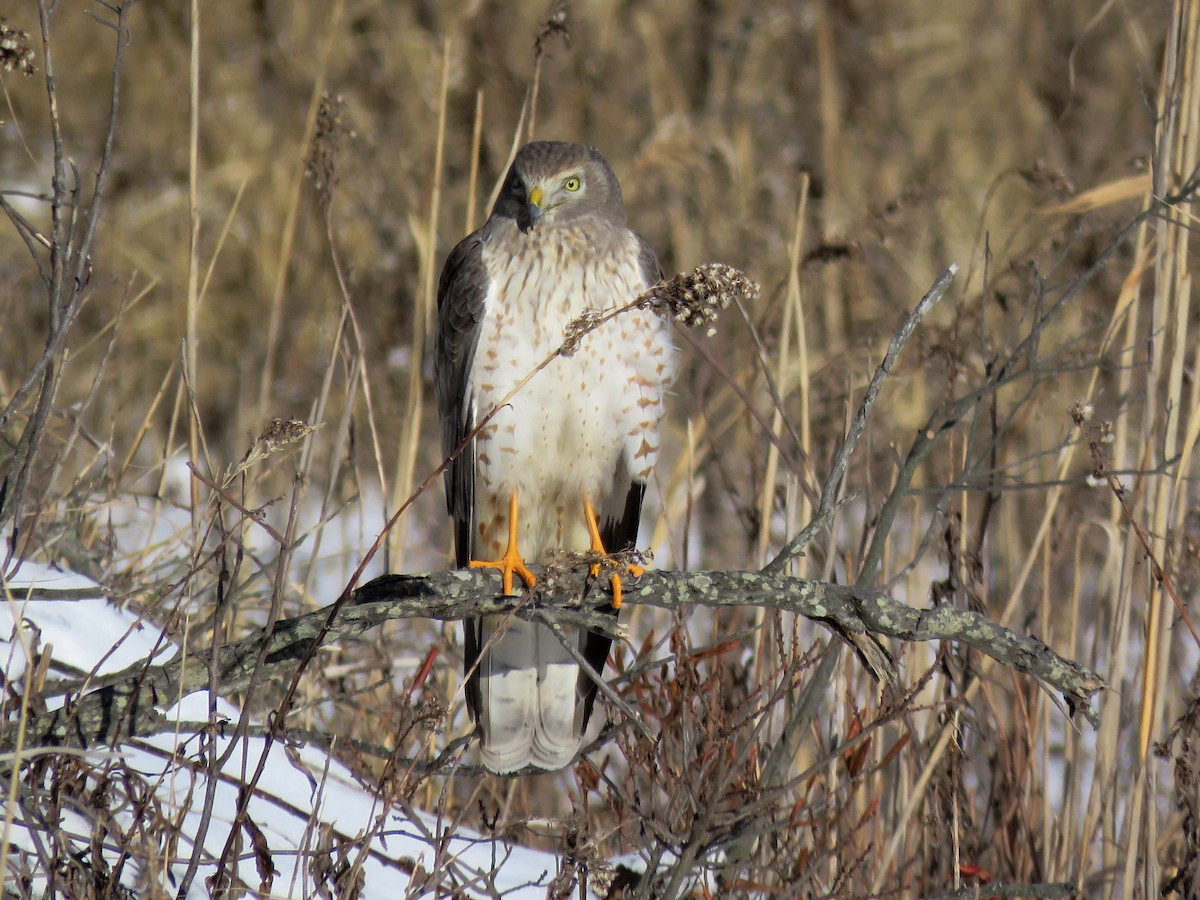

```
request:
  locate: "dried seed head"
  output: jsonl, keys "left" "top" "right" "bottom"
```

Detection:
{"left": 559, "top": 308, "right": 603, "bottom": 357}
{"left": 307, "top": 93, "right": 353, "bottom": 206}
{"left": 259, "top": 417, "right": 314, "bottom": 448}
{"left": 230, "top": 418, "right": 317, "bottom": 478}
{"left": 414, "top": 697, "right": 448, "bottom": 732}
{"left": 535, "top": 0, "right": 570, "bottom": 54}
{"left": 1068, "top": 400, "right": 1094, "bottom": 427}
{"left": 0, "top": 20, "right": 36, "bottom": 76}
{"left": 559, "top": 263, "right": 757, "bottom": 357}
{"left": 638, "top": 263, "right": 759, "bottom": 334}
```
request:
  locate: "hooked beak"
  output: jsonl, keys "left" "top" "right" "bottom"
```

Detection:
{"left": 526, "top": 186, "right": 544, "bottom": 225}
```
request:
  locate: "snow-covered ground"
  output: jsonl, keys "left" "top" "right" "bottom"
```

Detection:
{"left": 0, "top": 560, "right": 574, "bottom": 898}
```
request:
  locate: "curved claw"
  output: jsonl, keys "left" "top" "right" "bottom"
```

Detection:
{"left": 470, "top": 493, "right": 536, "bottom": 596}
{"left": 610, "top": 562, "right": 645, "bottom": 609}
{"left": 470, "top": 554, "right": 536, "bottom": 596}
{"left": 582, "top": 498, "right": 645, "bottom": 610}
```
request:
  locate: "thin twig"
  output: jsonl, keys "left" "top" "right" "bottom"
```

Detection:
{"left": 765, "top": 264, "right": 958, "bottom": 575}
{"left": 0, "top": 0, "right": 135, "bottom": 538}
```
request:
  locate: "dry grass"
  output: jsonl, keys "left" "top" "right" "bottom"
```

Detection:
{"left": 2, "top": 0, "right": 1199, "bottom": 896}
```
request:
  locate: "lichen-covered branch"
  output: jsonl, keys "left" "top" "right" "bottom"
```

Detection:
{"left": 3, "top": 567, "right": 1103, "bottom": 760}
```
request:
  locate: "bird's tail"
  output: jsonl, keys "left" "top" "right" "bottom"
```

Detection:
{"left": 474, "top": 615, "right": 584, "bottom": 773}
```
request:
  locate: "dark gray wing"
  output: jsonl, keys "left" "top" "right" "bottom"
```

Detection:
{"left": 579, "top": 231, "right": 666, "bottom": 730}
{"left": 433, "top": 229, "right": 490, "bottom": 570}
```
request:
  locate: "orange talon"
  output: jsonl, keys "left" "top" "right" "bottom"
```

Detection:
{"left": 583, "top": 497, "right": 641, "bottom": 609}
{"left": 470, "top": 492, "right": 536, "bottom": 596}
{"left": 616, "top": 562, "right": 645, "bottom": 609}
{"left": 582, "top": 499, "right": 604, "bottom": 579}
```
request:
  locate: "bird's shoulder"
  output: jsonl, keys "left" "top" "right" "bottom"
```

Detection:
{"left": 437, "top": 227, "right": 489, "bottom": 310}
{"left": 631, "top": 230, "right": 664, "bottom": 288}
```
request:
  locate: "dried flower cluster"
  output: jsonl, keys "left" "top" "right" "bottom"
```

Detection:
{"left": 558, "top": 263, "right": 758, "bottom": 358}
{"left": 0, "top": 20, "right": 35, "bottom": 76}
{"left": 639, "top": 263, "right": 760, "bottom": 336}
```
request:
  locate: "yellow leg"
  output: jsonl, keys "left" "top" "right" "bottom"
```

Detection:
{"left": 582, "top": 498, "right": 644, "bottom": 609}
{"left": 470, "top": 492, "right": 536, "bottom": 596}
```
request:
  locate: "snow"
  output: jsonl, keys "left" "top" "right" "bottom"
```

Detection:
{"left": 0, "top": 559, "right": 572, "bottom": 898}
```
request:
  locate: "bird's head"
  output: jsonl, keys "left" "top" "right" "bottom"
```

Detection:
{"left": 493, "top": 141, "right": 626, "bottom": 233}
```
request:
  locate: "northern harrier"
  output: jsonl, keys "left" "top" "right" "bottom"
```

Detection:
{"left": 434, "top": 141, "right": 676, "bottom": 773}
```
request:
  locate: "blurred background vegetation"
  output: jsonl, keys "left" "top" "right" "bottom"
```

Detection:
{"left": 2, "top": 0, "right": 1198, "bottom": 896}
{"left": 1, "top": 2, "right": 1164, "bottom": 564}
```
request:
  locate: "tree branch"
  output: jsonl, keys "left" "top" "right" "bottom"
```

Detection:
{"left": 4, "top": 566, "right": 1103, "bottom": 762}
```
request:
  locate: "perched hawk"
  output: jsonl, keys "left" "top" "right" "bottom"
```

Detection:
{"left": 434, "top": 141, "right": 676, "bottom": 773}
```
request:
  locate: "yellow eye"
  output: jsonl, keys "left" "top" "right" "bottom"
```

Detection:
{"left": 563, "top": 177, "right": 581, "bottom": 191}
